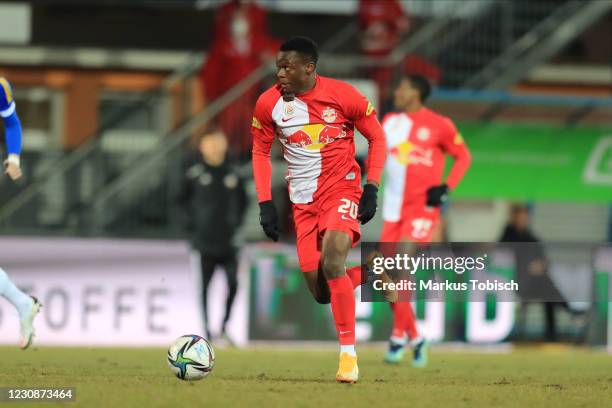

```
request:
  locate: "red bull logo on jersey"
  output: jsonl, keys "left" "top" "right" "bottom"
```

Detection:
{"left": 284, "top": 124, "right": 346, "bottom": 150}
{"left": 389, "top": 140, "right": 433, "bottom": 166}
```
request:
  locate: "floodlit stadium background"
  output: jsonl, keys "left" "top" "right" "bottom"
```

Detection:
{"left": 0, "top": 0, "right": 611, "bottom": 349}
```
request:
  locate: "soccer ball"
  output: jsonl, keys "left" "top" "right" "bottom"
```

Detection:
{"left": 167, "top": 335, "right": 215, "bottom": 380}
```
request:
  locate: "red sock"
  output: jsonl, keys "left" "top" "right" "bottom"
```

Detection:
{"left": 405, "top": 302, "right": 419, "bottom": 340}
{"left": 390, "top": 301, "right": 420, "bottom": 340}
{"left": 327, "top": 275, "right": 356, "bottom": 345}
{"left": 389, "top": 302, "right": 409, "bottom": 339}
{"left": 345, "top": 266, "right": 362, "bottom": 289}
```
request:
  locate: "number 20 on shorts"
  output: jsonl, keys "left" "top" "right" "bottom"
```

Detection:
{"left": 338, "top": 198, "right": 358, "bottom": 219}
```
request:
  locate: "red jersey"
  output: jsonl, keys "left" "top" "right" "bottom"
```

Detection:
{"left": 252, "top": 75, "right": 386, "bottom": 204}
{"left": 381, "top": 107, "right": 471, "bottom": 221}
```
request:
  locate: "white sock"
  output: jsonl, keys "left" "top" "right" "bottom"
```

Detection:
{"left": 0, "top": 268, "right": 33, "bottom": 318}
{"left": 340, "top": 345, "right": 356, "bottom": 357}
{"left": 390, "top": 335, "right": 407, "bottom": 345}
{"left": 410, "top": 336, "right": 425, "bottom": 347}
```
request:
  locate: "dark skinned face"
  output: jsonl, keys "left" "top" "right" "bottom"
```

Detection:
{"left": 394, "top": 78, "right": 420, "bottom": 110}
{"left": 276, "top": 50, "right": 316, "bottom": 95}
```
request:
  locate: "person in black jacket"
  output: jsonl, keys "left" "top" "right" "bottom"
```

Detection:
{"left": 500, "top": 203, "right": 566, "bottom": 341}
{"left": 177, "top": 128, "right": 248, "bottom": 342}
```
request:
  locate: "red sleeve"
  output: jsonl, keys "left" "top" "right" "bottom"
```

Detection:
{"left": 358, "top": 0, "right": 369, "bottom": 29}
{"left": 355, "top": 113, "right": 387, "bottom": 184}
{"left": 251, "top": 95, "right": 276, "bottom": 202}
{"left": 340, "top": 82, "right": 387, "bottom": 184}
{"left": 201, "top": 41, "right": 224, "bottom": 101}
{"left": 213, "top": 3, "right": 233, "bottom": 39}
{"left": 439, "top": 118, "right": 471, "bottom": 189}
{"left": 389, "top": 0, "right": 408, "bottom": 31}
{"left": 250, "top": 4, "right": 269, "bottom": 36}
{"left": 250, "top": 4, "right": 279, "bottom": 54}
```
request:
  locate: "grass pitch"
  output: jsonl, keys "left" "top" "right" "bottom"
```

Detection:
{"left": 0, "top": 345, "right": 610, "bottom": 407}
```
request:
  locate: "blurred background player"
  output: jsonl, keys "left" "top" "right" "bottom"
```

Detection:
{"left": 380, "top": 74, "right": 471, "bottom": 365}
{"left": 252, "top": 36, "right": 386, "bottom": 383}
{"left": 200, "top": 0, "right": 280, "bottom": 161}
{"left": 0, "top": 76, "right": 41, "bottom": 349}
{"left": 177, "top": 128, "right": 247, "bottom": 343}
{"left": 358, "top": 0, "right": 409, "bottom": 109}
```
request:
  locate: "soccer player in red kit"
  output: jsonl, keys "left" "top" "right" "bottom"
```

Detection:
{"left": 381, "top": 75, "right": 471, "bottom": 366}
{"left": 251, "top": 37, "right": 386, "bottom": 383}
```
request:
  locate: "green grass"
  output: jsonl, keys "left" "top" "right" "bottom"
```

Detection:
{"left": 0, "top": 346, "right": 610, "bottom": 407}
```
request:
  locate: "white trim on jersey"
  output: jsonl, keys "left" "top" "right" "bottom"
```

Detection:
{"left": 272, "top": 96, "right": 323, "bottom": 204}
{"left": 0, "top": 101, "right": 15, "bottom": 118}
{"left": 382, "top": 113, "right": 413, "bottom": 222}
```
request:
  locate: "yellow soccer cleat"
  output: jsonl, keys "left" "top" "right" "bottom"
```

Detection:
{"left": 335, "top": 353, "right": 359, "bottom": 383}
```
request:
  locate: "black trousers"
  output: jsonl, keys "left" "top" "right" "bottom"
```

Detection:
{"left": 516, "top": 301, "right": 566, "bottom": 342}
{"left": 199, "top": 252, "right": 238, "bottom": 337}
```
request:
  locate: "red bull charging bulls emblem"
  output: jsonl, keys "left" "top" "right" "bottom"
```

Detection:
{"left": 284, "top": 124, "right": 346, "bottom": 150}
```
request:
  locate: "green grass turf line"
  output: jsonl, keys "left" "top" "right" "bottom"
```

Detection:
{"left": 0, "top": 347, "right": 610, "bottom": 408}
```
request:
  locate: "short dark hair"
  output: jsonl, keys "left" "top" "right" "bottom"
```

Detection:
{"left": 280, "top": 36, "right": 319, "bottom": 65}
{"left": 199, "top": 126, "right": 225, "bottom": 141}
{"left": 406, "top": 74, "right": 432, "bottom": 103}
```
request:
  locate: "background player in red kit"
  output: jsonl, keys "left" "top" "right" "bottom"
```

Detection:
{"left": 380, "top": 75, "right": 471, "bottom": 366}
{"left": 251, "top": 37, "right": 386, "bottom": 383}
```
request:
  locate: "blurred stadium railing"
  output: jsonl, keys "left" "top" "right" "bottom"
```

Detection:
{"left": 0, "top": 0, "right": 610, "bottom": 242}
{"left": 315, "top": 0, "right": 611, "bottom": 89}
{"left": 0, "top": 18, "right": 360, "bottom": 236}
{"left": 0, "top": 53, "right": 202, "bottom": 235}
{"left": 0, "top": 0, "right": 610, "bottom": 348}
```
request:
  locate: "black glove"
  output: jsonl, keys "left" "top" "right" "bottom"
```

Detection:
{"left": 259, "top": 200, "right": 279, "bottom": 241}
{"left": 426, "top": 184, "right": 449, "bottom": 207}
{"left": 357, "top": 183, "right": 378, "bottom": 225}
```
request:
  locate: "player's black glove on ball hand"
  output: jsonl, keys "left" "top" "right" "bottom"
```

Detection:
{"left": 426, "top": 184, "right": 449, "bottom": 207}
{"left": 259, "top": 200, "right": 279, "bottom": 241}
{"left": 358, "top": 183, "right": 378, "bottom": 225}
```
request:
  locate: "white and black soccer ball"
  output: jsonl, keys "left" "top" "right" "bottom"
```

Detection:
{"left": 167, "top": 335, "right": 215, "bottom": 381}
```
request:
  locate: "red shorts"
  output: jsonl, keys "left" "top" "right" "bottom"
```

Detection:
{"left": 292, "top": 185, "right": 361, "bottom": 272}
{"left": 381, "top": 205, "right": 440, "bottom": 243}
